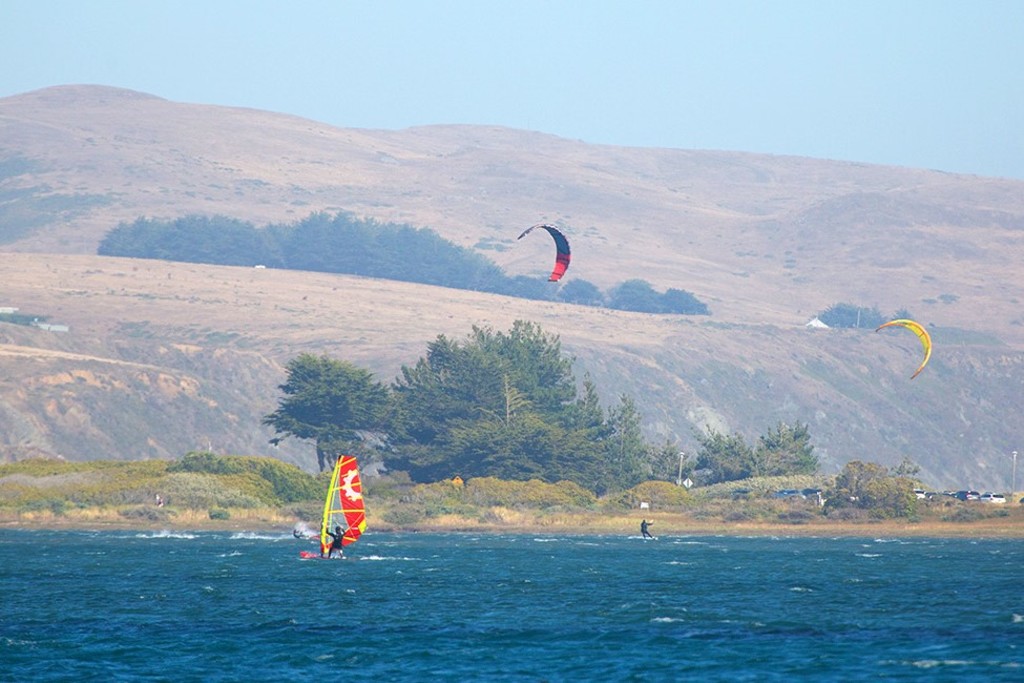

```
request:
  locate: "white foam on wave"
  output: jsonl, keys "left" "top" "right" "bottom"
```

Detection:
{"left": 229, "top": 531, "right": 289, "bottom": 541}
{"left": 358, "top": 554, "right": 422, "bottom": 561}
{"left": 135, "top": 530, "right": 196, "bottom": 539}
{"left": 887, "top": 657, "right": 1022, "bottom": 670}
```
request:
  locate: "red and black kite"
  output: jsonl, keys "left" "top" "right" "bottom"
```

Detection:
{"left": 517, "top": 223, "right": 571, "bottom": 282}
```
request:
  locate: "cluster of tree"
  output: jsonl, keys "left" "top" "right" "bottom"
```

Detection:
{"left": 263, "top": 321, "right": 679, "bottom": 494}
{"left": 816, "top": 302, "right": 913, "bottom": 329}
{"left": 0, "top": 311, "right": 48, "bottom": 327}
{"left": 823, "top": 460, "right": 917, "bottom": 518}
{"left": 689, "top": 422, "right": 819, "bottom": 485}
{"left": 98, "top": 213, "right": 709, "bottom": 316}
{"left": 603, "top": 279, "right": 709, "bottom": 315}
{"left": 690, "top": 429, "right": 921, "bottom": 518}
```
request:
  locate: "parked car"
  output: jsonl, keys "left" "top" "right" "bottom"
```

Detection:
{"left": 955, "top": 490, "right": 981, "bottom": 501}
{"left": 979, "top": 492, "right": 1006, "bottom": 504}
{"left": 913, "top": 488, "right": 926, "bottom": 499}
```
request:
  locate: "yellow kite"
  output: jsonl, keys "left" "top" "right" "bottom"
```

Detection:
{"left": 875, "top": 319, "right": 932, "bottom": 379}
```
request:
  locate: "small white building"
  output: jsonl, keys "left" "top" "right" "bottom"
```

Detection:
{"left": 805, "top": 317, "right": 829, "bottom": 329}
{"left": 33, "top": 322, "right": 69, "bottom": 333}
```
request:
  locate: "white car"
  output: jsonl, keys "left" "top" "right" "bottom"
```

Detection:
{"left": 979, "top": 492, "right": 1006, "bottom": 504}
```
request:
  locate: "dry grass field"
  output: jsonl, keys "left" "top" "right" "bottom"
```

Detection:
{"left": 2, "top": 85, "right": 1023, "bottom": 491}
{"left": 4, "top": 85, "right": 1024, "bottom": 336}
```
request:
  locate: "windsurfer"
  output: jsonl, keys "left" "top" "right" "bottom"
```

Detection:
{"left": 640, "top": 519, "right": 655, "bottom": 539}
{"left": 324, "top": 525, "right": 345, "bottom": 559}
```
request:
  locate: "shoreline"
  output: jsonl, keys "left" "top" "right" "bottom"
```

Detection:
{"left": 4, "top": 508, "right": 1023, "bottom": 539}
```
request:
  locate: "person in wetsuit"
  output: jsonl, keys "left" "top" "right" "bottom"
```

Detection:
{"left": 324, "top": 525, "right": 345, "bottom": 559}
{"left": 640, "top": 519, "right": 655, "bottom": 539}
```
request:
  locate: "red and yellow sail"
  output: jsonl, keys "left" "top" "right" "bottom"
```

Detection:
{"left": 319, "top": 455, "right": 366, "bottom": 555}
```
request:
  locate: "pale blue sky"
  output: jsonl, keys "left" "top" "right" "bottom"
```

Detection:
{"left": 3, "top": 1, "right": 1023, "bottom": 179}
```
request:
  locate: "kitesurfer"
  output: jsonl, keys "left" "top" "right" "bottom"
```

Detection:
{"left": 325, "top": 525, "right": 345, "bottom": 559}
{"left": 640, "top": 519, "right": 655, "bottom": 539}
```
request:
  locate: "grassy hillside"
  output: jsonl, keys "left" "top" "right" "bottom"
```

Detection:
{"left": 2, "top": 86, "right": 1023, "bottom": 339}
{"left": 1, "top": 85, "right": 1023, "bottom": 491}
{"left": 1, "top": 253, "right": 1021, "bottom": 491}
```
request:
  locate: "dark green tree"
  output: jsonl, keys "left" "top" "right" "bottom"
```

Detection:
{"left": 558, "top": 279, "right": 605, "bottom": 306}
{"left": 500, "top": 275, "right": 559, "bottom": 301}
{"left": 386, "top": 322, "right": 657, "bottom": 491}
{"left": 601, "top": 395, "right": 650, "bottom": 492}
{"left": 549, "top": 376, "right": 615, "bottom": 492}
{"left": 273, "top": 212, "right": 508, "bottom": 291}
{"left": 388, "top": 322, "right": 578, "bottom": 479}
{"left": 693, "top": 429, "right": 754, "bottom": 484}
{"left": 445, "top": 412, "right": 563, "bottom": 482}
{"left": 818, "top": 303, "right": 886, "bottom": 329}
{"left": 99, "top": 215, "right": 273, "bottom": 266}
{"left": 661, "top": 288, "right": 710, "bottom": 315}
{"left": 750, "top": 421, "right": 818, "bottom": 477}
{"left": 263, "top": 353, "right": 390, "bottom": 471}
{"left": 607, "top": 279, "right": 663, "bottom": 313}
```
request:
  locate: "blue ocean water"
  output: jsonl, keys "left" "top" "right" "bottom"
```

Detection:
{"left": 1, "top": 530, "right": 1021, "bottom": 681}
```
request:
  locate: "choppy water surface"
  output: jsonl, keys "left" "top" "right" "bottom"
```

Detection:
{"left": 1, "top": 530, "right": 1021, "bottom": 681}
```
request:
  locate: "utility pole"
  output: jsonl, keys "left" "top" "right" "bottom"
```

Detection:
{"left": 1012, "top": 450, "right": 1018, "bottom": 494}
{"left": 676, "top": 451, "right": 685, "bottom": 487}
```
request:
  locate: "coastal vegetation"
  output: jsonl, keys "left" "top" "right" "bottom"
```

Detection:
{"left": 2, "top": 453, "right": 1020, "bottom": 536}
{"left": 262, "top": 320, "right": 822, "bottom": 495}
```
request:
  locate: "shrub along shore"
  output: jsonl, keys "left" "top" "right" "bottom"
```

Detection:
{"left": 2, "top": 456, "right": 1021, "bottom": 538}
{"left": 4, "top": 500, "right": 1023, "bottom": 540}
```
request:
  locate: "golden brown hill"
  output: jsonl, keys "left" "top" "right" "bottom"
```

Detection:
{"left": 1, "top": 252, "right": 1021, "bottom": 493}
{"left": 3, "top": 85, "right": 1024, "bottom": 336}
{"left": 1, "top": 85, "right": 1023, "bottom": 491}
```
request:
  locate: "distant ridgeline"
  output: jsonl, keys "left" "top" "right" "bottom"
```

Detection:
{"left": 97, "top": 213, "right": 710, "bottom": 315}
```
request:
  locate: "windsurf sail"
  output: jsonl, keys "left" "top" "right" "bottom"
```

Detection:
{"left": 319, "top": 454, "right": 366, "bottom": 555}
